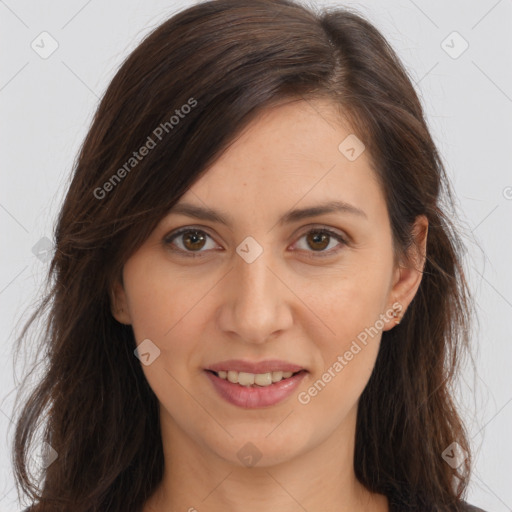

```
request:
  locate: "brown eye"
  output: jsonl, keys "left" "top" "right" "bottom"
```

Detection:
{"left": 182, "top": 230, "right": 207, "bottom": 251}
{"left": 306, "top": 231, "right": 330, "bottom": 251}
{"left": 164, "top": 226, "right": 347, "bottom": 259}
{"left": 293, "top": 228, "right": 347, "bottom": 257}
{"left": 164, "top": 228, "right": 217, "bottom": 256}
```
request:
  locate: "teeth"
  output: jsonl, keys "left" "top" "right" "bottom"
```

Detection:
{"left": 238, "top": 372, "right": 255, "bottom": 386}
{"left": 271, "top": 371, "right": 283, "bottom": 382}
{"left": 215, "top": 370, "right": 296, "bottom": 387}
{"left": 254, "top": 372, "right": 272, "bottom": 386}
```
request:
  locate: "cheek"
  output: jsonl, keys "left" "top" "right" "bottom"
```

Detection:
{"left": 123, "top": 253, "right": 204, "bottom": 342}
{"left": 122, "top": 253, "right": 218, "bottom": 390}
{"left": 299, "top": 254, "right": 391, "bottom": 396}
{"left": 299, "top": 284, "right": 384, "bottom": 419}
{"left": 304, "top": 262, "right": 391, "bottom": 343}
{"left": 122, "top": 256, "right": 208, "bottom": 416}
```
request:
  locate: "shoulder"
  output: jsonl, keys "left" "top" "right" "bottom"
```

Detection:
{"left": 389, "top": 497, "right": 490, "bottom": 512}
{"left": 460, "top": 502, "right": 489, "bottom": 512}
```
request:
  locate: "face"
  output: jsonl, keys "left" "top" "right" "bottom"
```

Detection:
{"left": 111, "top": 98, "right": 427, "bottom": 468}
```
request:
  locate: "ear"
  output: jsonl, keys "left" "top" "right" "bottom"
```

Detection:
{"left": 383, "top": 214, "right": 428, "bottom": 331}
{"left": 109, "top": 274, "right": 133, "bottom": 325}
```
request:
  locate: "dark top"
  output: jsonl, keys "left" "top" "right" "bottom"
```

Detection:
{"left": 21, "top": 501, "right": 489, "bottom": 511}
{"left": 389, "top": 500, "right": 488, "bottom": 511}
{"left": 462, "top": 505, "right": 488, "bottom": 512}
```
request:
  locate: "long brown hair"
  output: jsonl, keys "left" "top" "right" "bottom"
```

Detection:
{"left": 12, "top": 0, "right": 477, "bottom": 510}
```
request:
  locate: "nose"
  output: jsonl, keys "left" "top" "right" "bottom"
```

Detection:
{"left": 216, "top": 245, "right": 294, "bottom": 345}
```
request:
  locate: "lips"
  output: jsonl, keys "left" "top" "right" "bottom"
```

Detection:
{"left": 206, "top": 359, "right": 305, "bottom": 374}
{"left": 204, "top": 359, "right": 308, "bottom": 408}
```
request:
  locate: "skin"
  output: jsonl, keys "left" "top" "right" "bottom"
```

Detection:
{"left": 111, "top": 98, "right": 428, "bottom": 512}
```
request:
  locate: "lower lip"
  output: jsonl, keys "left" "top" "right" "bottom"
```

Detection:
{"left": 205, "top": 370, "right": 307, "bottom": 409}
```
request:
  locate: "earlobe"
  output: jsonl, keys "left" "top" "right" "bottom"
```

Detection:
{"left": 109, "top": 279, "right": 132, "bottom": 325}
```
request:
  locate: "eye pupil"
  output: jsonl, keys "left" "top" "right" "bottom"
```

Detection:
{"left": 307, "top": 231, "right": 329, "bottom": 251}
{"left": 183, "top": 231, "right": 206, "bottom": 250}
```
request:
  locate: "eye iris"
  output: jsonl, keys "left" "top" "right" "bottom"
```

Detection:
{"left": 307, "top": 231, "right": 329, "bottom": 251}
{"left": 183, "top": 231, "right": 206, "bottom": 251}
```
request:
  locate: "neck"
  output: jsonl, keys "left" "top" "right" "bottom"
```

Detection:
{"left": 143, "top": 404, "right": 389, "bottom": 512}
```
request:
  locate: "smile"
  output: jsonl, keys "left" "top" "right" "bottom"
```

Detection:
{"left": 212, "top": 369, "right": 298, "bottom": 387}
{"left": 204, "top": 369, "right": 308, "bottom": 408}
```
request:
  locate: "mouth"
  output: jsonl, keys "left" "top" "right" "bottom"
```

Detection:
{"left": 205, "top": 369, "right": 307, "bottom": 387}
{"left": 204, "top": 360, "right": 308, "bottom": 408}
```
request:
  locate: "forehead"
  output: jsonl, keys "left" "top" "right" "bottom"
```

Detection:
{"left": 176, "top": 99, "right": 385, "bottom": 224}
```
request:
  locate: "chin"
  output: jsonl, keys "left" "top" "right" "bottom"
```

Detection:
{"left": 204, "top": 423, "right": 316, "bottom": 468}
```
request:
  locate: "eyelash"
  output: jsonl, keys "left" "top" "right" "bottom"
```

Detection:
{"left": 163, "top": 226, "right": 348, "bottom": 259}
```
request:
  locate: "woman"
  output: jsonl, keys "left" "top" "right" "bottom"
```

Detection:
{"left": 13, "top": 0, "right": 487, "bottom": 510}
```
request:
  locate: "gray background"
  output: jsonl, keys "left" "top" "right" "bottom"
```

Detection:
{"left": 1, "top": 0, "right": 511, "bottom": 510}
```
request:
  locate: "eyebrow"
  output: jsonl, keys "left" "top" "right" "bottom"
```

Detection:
{"left": 168, "top": 200, "right": 367, "bottom": 228}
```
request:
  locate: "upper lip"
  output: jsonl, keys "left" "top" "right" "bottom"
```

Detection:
{"left": 206, "top": 359, "right": 306, "bottom": 374}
